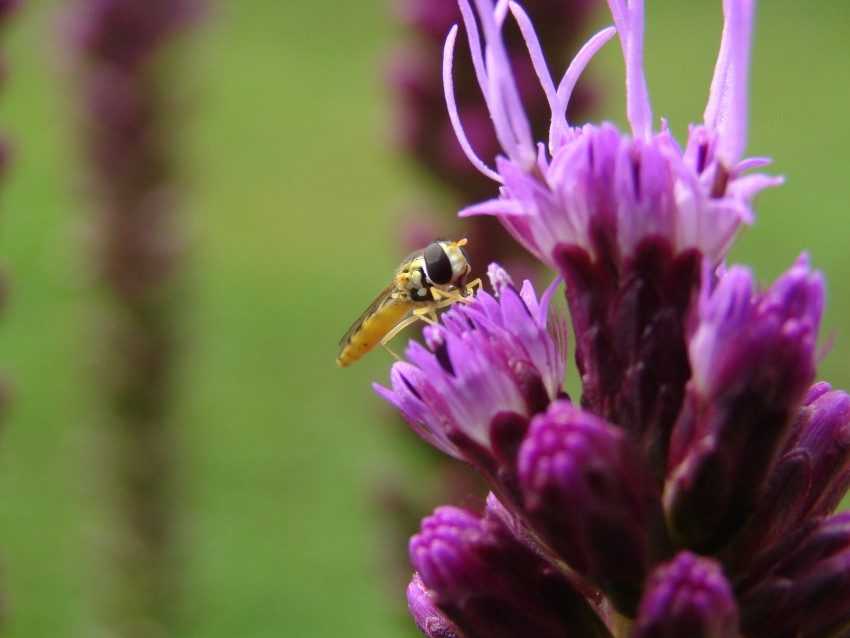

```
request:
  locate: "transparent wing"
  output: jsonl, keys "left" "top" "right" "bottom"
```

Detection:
{"left": 338, "top": 282, "right": 402, "bottom": 350}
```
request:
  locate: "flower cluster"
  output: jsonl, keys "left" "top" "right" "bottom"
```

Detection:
{"left": 376, "top": 0, "right": 850, "bottom": 636}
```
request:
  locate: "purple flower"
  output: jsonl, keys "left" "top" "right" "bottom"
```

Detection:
{"left": 447, "top": 0, "right": 780, "bottom": 271}
{"left": 686, "top": 257, "right": 822, "bottom": 408}
{"left": 374, "top": 265, "right": 567, "bottom": 476}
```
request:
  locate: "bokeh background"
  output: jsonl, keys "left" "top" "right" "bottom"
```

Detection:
{"left": 0, "top": 1, "right": 847, "bottom": 637}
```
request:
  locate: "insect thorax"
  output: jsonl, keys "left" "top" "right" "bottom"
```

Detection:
{"left": 398, "top": 259, "right": 439, "bottom": 303}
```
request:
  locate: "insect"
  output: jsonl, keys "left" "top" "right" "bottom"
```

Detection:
{"left": 337, "top": 238, "right": 480, "bottom": 367}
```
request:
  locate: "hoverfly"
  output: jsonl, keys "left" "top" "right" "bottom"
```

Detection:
{"left": 337, "top": 238, "right": 480, "bottom": 367}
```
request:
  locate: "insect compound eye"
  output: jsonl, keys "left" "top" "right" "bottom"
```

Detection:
{"left": 423, "top": 242, "right": 454, "bottom": 285}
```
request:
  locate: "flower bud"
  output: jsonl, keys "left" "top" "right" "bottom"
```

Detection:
{"left": 407, "top": 573, "right": 463, "bottom": 638}
{"left": 633, "top": 552, "right": 738, "bottom": 638}
{"left": 517, "top": 400, "right": 664, "bottom": 616}
{"left": 723, "top": 383, "right": 850, "bottom": 576}
{"left": 739, "top": 512, "right": 850, "bottom": 638}
{"left": 410, "top": 500, "right": 612, "bottom": 638}
{"left": 665, "top": 258, "right": 823, "bottom": 552}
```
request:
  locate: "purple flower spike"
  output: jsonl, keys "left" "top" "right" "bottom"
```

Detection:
{"left": 517, "top": 400, "right": 663, "bottom": 616}
{"left": 665, "top": 257, "right": 824, "bottom": 552}
{"left": 448, "top": 0, "right": 779, "bottom": 272}
{"left": 739, "top": 512, "right": 850, "bottom": 638}
{"left": 374, "top": 266, "right": 567, "bottom": 476}
{"left": 632, "top": 551, "right": 738, "bottom": 638}
{"left": 410, "top": 501, "right": 613, "bottom": 638}
{"left": 408, "top": 574, "right": 464, "bottom": 638}
{"left": 368, "top": 1, "right": 850, "bottom": 636}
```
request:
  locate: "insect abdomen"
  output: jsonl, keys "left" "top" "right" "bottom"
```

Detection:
{"left": 337, "top": 300, "right": 412, "bottom": 367}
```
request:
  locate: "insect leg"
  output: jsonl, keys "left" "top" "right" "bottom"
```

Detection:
{"left": 412, "top": 306, "right": 440, "bottom": 324}
{"left": 380, "top": 342, "right": 404, "bottom": 362}
{"left": 380, "top": 313, "right": 425, "bottom": 348}
{"left": 464, "top": 278, "right": 482, "bottom": 296}
{"left": 378, "top": 316, "right": 418, "bottom": 362}
{"left": 430, "top": 287, "right": 465, "bottom": 305}
{"left": 378, "top": 306, "right": 442, "bottom": 361}
{"left": 376, "top": 277, "right": 482, "bottom": 363}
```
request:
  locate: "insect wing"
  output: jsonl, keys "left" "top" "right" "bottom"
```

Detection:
{"left": 338, "top": 246, "right": 428, "bottom": 349}
{"left": 338, "top": 282, "right": 399, "bottom": 350}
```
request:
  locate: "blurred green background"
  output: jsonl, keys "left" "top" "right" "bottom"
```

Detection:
{"left": 0, "top": 1, "right": 846, "bottom": 636}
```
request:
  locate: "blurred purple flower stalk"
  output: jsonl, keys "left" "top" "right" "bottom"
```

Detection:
{"left": 69, "top": 0, "right": 199, "bottom": 634}
{"left": 376, "top": 0, "right": 850, "bottom": 636}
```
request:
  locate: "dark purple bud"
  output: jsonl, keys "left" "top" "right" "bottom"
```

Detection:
{"left": 665, "top": 258, "right": 823, "bottom": 552}
{"left": 408, "top": 573, "right": 464, "bottom": 638}
{"left": 723, "top": 383, "right": 850, "bottom": 577}
{"left": 632, "top": 551, "right": 738, "bottom": 638}
{"left": 739, "top": 512, "right": 850, "bottom": 638}
{"left": 410, "top": 500, "right": 613, "bottom": 638}
{"left": 517, "top": 400, "right": 664, "bottom": 616}
{"left": 780, "top": 383, "right": 850, "bottom": 520}
{"left": 556, "top": 238, "right": 701, "bottom": 480}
